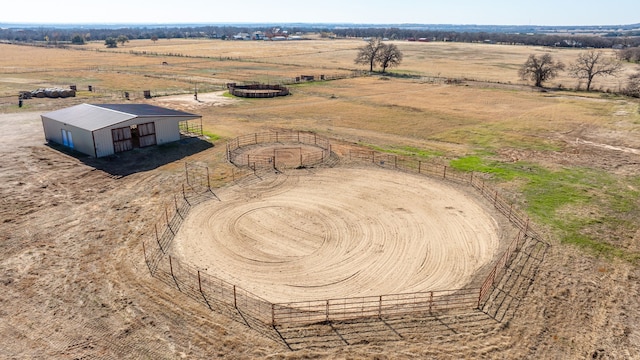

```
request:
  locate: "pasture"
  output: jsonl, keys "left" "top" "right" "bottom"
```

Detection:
{"left": 0, "top": 37, "right": 639, "bottom": 358}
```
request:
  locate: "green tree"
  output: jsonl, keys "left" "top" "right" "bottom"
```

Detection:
{"left": 150, "top": 35, "right": 159, "bottom": 43}
{"left": 117, "top": 35, "right": 129, "bottom": 46}
{"left": 355, "top": 38, "right": 385, "bottom": 72}
{"left": 377, "top": 43, "right": 403, "bottom": 73}
{"left": 569, "top": 50, "right": 622, "bottom": 91}
{"left": 105, "top": 37, "right": 118, "bottom": 48}
{"left": 518, "top": 54, "right": 565, "bottom": 88}
{"left": 71, "top": 34, "right": 85, "bottom": 45}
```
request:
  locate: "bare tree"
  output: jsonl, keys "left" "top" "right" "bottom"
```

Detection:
{"left": 518, "top": 54, "right": 565, "bottom": 88}
{"left": 377, "top": 43, "right": 403, "bottom": 73}
{"left": 355, "top": 38, "right": 385, "bottom": 72}
{"left": 569, "top": 50, "right": 622, "bottom": 91}
{"left": 623, "top": 72, "right": 640, "bottom": 98}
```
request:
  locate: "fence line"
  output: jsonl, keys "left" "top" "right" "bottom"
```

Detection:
{"left": 142, "top": 138, "right": 548, "bottom": 328}
{"left": 342, "top": 148, "right": 545, "bottom": 242}
{"left": 477, "top": 231, "right": 527, "bottom": 308}
{"left": 272, "top": 288, "right": 479, "bottom": 326}
{"left": 227, "top": 131, "right": 332, "bottom": 170}
{"left": 179, "top": 120, "right": 203, "bottom": 137}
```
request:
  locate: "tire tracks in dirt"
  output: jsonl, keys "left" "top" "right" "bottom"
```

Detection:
{"left": 172, "top": 166, "right": 502, "bottom": 304}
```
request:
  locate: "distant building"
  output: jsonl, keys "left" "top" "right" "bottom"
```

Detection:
{"left": 232, "top": 33, "right": 251, "bottom": 40}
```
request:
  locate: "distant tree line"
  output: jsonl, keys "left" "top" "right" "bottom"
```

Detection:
{"left": 0, "top": 25, "right": 259, "bottom": 43}
{"left": 618, "top": 47, "right": 640, "bottom": 62}
{"left": 331, "top": 28, "right": 640, "bottom": 48}
{"left": 2, "top": 25, "right": 640, "bottom": 49}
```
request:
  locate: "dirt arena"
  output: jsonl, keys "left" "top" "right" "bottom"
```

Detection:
{"left": 172, "top": 166, "right": 501, "bottom": 303}
{"left": 2, "top": 90, "right": 640, "bottom": 359}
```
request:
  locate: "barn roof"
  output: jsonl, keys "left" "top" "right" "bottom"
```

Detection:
{"left": 41, "top": 103, "right": 200, "bottom": 132}
{"left": 92, "top": 104, "right": 199, "bottom": 117}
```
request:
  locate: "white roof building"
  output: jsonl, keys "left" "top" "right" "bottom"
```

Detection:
{"left": 41, "top": 103, "right": 201, "bottom": 158}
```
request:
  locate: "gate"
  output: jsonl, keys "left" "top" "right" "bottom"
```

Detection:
{"left": 112, "top": 126, "right": 133, "bottom": 153}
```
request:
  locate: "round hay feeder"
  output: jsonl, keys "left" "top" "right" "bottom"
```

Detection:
{"left": 227, "top": 83, "right": 290, "bottom": 98}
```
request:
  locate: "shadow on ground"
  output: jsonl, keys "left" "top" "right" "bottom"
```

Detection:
{"left": 47, "top": 136, "right": 213, "bottom": 178}
{"left": 148, "top": 234, "right": 549, "bottom": 351}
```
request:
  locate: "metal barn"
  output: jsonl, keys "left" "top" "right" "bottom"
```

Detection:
{"left": 41, "top": 103, "right": 202, "bottom": 158}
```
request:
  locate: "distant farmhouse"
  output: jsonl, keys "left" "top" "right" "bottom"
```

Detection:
{"left": 41, "top": 104, "right": 201, "bottom": 158}
{"left": 231, "top": 28, "right": 303, "bottom": 41}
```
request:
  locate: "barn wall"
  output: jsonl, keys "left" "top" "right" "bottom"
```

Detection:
{"left": 41, "top": 116, "right": 96, "bottom": 157}
{"left": 92, "top": 127, "right": 116, "bottom": 158}
{"left": 42, "top": 114, "right": 196, "bottom": 158}
{"left": 154, "top": 118, "right": 181, "bottom": 145}
{"left": 93, "top": 116, "right": 189, "bottom": 157}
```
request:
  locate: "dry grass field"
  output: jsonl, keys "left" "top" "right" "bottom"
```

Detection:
{"left": 1, "top": 37, "right": 640, "bottom": 359}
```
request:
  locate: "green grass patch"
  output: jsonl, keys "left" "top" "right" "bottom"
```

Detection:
{"left": 523, "top": 166, "right": 601, "bottom": 220}
{"left": 202, "top": 130, "right": 221, "bottom": 141}
{"left": 449, "top": 155, "right": 521, "bottom": 180}
{"left": 450, "top": 156, "right": 605, "bottom": 220}
{"left": 450, "top": 155, "right": 640, "bottom": 262}
{"left": 359, "top": 143, "right": 443, "bottom": 158}
{"left": 555, "top": 217, "right": 640, "bottom": 262}
{"left": 448, "top": 127, "right": 562, "bottom": 152}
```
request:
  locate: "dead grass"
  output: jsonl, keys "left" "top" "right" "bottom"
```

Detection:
{"left": 1, "top": 38, "right": 640, "bottom": 359}
{"left": 2, "top": 39, "right": 635, "bottom": 99}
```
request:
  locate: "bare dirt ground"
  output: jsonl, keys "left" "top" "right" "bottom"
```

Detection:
{"left": 151, "top": 91, "right": 239, "bottom": 113}
{"left": 1, "top": 92, "right": 640, "bottom": 359}
{"left": 173, "top": 167, "right": 501, "bottom": 303}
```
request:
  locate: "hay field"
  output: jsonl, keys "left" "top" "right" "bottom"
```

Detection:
{"left": 1, "top": 38, "right": 640, "bottom": 359}
{"left": 2, "top": 38, "right": 636, "bottom": 99}
{"left": 82, "top": 38, "right": 637, "bottom": 88}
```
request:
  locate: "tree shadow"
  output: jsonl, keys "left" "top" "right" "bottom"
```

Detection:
{"left": 46, "top": 136, "right": 213, "bottom": 178}
{"left": 376, "top": 72, "right": 423, "bottom": 79}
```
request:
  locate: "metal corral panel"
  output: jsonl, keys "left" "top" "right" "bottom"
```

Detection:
{"left": 41, "top": 116, "right": 97, "bottom": 157}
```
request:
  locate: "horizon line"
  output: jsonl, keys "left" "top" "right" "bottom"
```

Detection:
{"left": 2, "top": 21, "right": 639, "bottom": 28}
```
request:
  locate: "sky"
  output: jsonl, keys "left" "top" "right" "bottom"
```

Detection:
{"left": 1, "top": 0, "right": 638, "bottom": 26}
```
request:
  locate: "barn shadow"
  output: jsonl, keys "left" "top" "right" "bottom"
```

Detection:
{"left": 47, "top": 136, "right": 213, "bottom": 178}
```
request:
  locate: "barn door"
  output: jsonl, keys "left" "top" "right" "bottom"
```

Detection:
{"left": 112, "top": 127, "right": 133, "bottom": 153}
{"left": 137, "top": 122, "right": 156, "bottom": 147}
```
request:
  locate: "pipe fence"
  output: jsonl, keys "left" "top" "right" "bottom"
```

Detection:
{"left": 227, "top": 131, "right": 332, "bottom": 170}
{"left": 272, "top": 288, "right": 480, "bottom": 326}
{"left": 478, "top": 231, "right": 527, "bottom": 308}
{"left": 342, "top": 148, "right": 544, "bottom": 242}
{"left": 153, "top": 255, "right": 274, "bottom": 325}
{"left": 179, "top": 119, "right": 203, "bottom": 137}
{"left": 142, "top": 136, "right": 548, "bottom": 329}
